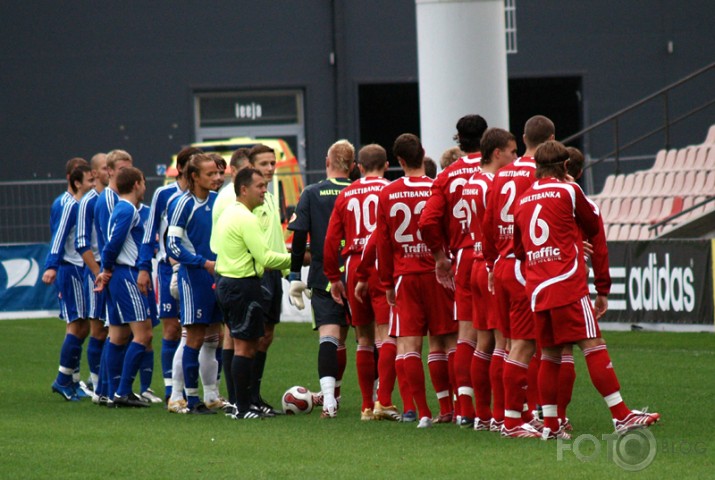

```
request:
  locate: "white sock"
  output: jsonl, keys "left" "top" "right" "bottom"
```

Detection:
{"left": 320, "top": 376, "right": 337, "bottom": 410}
{"left": 170, "top": 337, "right": 186, "bottom": 402}
{"left": 199, "top": 339, "right": 219, "bottom": 403}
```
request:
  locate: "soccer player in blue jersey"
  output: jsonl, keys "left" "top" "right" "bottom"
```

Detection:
{"left": 166, "top": 153, "right": 222, "bottom": 414}
{"left": 95, "top": 166, "right": 154, "bottom": 408}
{"left": 43, "top": 161, "right": 95, "bottom": 400}
{"left": 75, "top": 153, "right": 109, "bottom": 395}
{"left": 288, "top": 140, "right": 354, "bottom": 418}
{"left": 138, "top": 146, "right": 201, "bottom": 403}
{"left": 93, "top": 149, "right": 133, "bottom": 403}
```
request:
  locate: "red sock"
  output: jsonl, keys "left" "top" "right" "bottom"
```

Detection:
{"left": 377, "top": 340, "right": 397, "bottom": 406}
{"left": 583, "top": 344, "right": 630, "bottom": 420}
{"left": 490, "top": 349, "right": 505, "bottom": 422}
{"left": 455, "top": 340, "right": 476, "bottom": 419}
{"left": 503, "top": 357, "right": 529, "bottom": 429}
{"left": 404, "top": 352, "right": 432, "bottom": 420}
{"left": 526, "top": 350, "right": 541, "bottom": 413}
{"left": 471, "top": 349, "right": 492, "bottom": 420}
{"left": 538, "top": 353, "right": 561, "bottom": 432}
{"left": 356, "top": 345, "right": 375, "bottom": 410}
{"left": 428, "top": 351, "right": 453, "bottom": 415}
{"left": 395, "top": 354, "right": 415, "bottom": 412}
{"left": 557, "top": 354, "right": 576, "bottom": 421}
{"left": 447, "top": 347, "right": 458, "bottom": 419}
{"left": 335, "top": 344, "right": 347, "bottom": 398}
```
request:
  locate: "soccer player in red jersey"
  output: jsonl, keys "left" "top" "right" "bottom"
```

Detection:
{"left": 376, "top": 133, "right": 458, "bottom": 428}
{"left": 419, "top": 114, "right": 487, "bottom": 426}
{"left": 461, "top": 128, "right": 517, "bottom": 430}
{"left": 513, "top": 140, "right": 660, "bottom": 439}
{"left": 482, "top": 115, "right": 555, "bottom": 437}
{"left": 324, "top": 144, "right": 394, "bottom": 421}
{"left": 553, "top": 146, "right": 611, "bottom": 430}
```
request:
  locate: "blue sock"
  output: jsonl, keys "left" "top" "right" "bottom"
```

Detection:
{"left": 162, "top": 339, "right": 179, "bottom": 398}
{"left": 106, "top": 342, "right": 126, "bottom": 398}
{"left": 87, "top": 337, "right": 105, "bottom": 378}
{"left": 216, "top": 346, "right": 223, "bottom": 382}
{"left": 55, "top": 334, "right": 82, "bottom": 386}
{"left": 140, "top": 349, "right": 154, "bottom": 393}
{"left": 183, "top": 345, "right": 200, "bottom": 409}
{"left": 96, "top": 340, "right": 109, "bottom": 396}
{"left": 116, "top": 342, "right": 147, "bottom": 397}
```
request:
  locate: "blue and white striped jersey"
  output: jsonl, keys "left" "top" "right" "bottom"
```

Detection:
{"left": 166, "top": 191, "right": 217, "bottom": 268}
{"left": 94, "top": 187, "right": 119, "bottom": 260}
{"left": 75, "top": 188, "right": 100, "bottom": 261}
{"left": 102, "top": 199, "right": 149, "bottom": 271}
{"left": 44, "top": 193, "right": 83, "bottom": 269}
{"left": 139, "top": 182, "right": 184, "bottom": 267}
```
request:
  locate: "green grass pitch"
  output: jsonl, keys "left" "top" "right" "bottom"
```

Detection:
{"left": 0, "top": 319, "right": 713, "bottom": 479}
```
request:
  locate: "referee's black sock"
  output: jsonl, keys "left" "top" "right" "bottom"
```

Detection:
{"left": 318, "top": 336, "right": 339, "bottom": 379}
{"left": 223, "top": 348, "right": 235, "bottom": 405}
{"left": 250, "top": 350, "right": 267, "bottom": 404}
{"left": 231, "top": 355, "right": 253, "bottom": 413}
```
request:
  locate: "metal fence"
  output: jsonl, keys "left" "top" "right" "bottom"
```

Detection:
{"left": 1, "top": 168, "right": 409, "bottom": 245}
{"left": 0, "top": 177, "right": 165, "bottom": 245}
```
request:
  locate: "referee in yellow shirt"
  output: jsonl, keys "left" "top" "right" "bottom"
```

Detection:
{"left": 213, "top": 167, "right": 291, "bottom": 420}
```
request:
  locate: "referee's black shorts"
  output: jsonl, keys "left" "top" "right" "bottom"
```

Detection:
{"left": 215, "top": 275, "right": 266, "bottom": 340}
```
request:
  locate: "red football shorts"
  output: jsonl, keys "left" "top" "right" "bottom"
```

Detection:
{"left": 534, "top": 295, "right": 601, "bottom": 348}
{"left": 390, "top": 272, "right": 457, "bottom": 337}
{"left": 453, "top": 247, "right": 475, "bottom": 322}
{"left": 470, "top": 256, "right": 498, "bottom": 331}
{"left": 494, "top": 257, "right": 534, "bottom": 340}
{"left": 345, "top": 255, "right": 390, "bottom": 327}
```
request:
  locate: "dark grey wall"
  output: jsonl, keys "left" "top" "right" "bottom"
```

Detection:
{"left": 1, "top": 1, "right": 713, "bottom": 181}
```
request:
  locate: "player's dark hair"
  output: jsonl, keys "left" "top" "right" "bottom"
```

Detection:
{"left": 566, "top": 147, "right": 585, "bottom": 179}
{"left": 248, "top": 144, "right": 275, "bottom": 164}
{"left": 480, "top": 128, "right": 516, "bottom": 166}
{"left": 207, "top": 152, "right": 227, "bottom": 171}
{"left": 116, "top": 166, "right": 143, "bottom": 194}
{"left": 230, "top": 147, "right": 251, "bottom": 171}
{"left": 69, "top": 164, "right": 92, "bottom": 194}
{"left": 234, "top": 167, "right": 262, "bottom": 197}
{"left": 358, "top": 144, "right": 387, "bottom": 172}
{"left": 424, "top": 157, "right": 437, "bottom": 179}
{"left": 524, "top": 115, "right": 555, "bottom": 149}
{"left": 176, "top": 146, "right": 203, "bottom": 172}
{"left": 534, "top": 140, "right": 569, "bottom": 179}
{"left": 65, "top": 157, "right": 88, "bottom": 177}
{"left": 453, "top": 114, "right": 488, "bottom": 153}
{"left": 393, "top": 133, "right": 424, "bottom": 170}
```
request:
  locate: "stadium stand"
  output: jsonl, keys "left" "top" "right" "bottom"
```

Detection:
{"left": 593, "top": 126, "right": 715, "bottom": 240}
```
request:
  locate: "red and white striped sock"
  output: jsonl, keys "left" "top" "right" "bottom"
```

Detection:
{"left": 455, "top": 340, "right": 476, "bottom": 419}
{"left": 557, "top": 353, "right": 576, "bottom": 422}
{"left": 471, "top": 348, "right": 493, "bottom": 420}
{"left": 490, "top": 348, "right": 506, "bottom": 422}
{"left": 503, "top": 357, "right": 529, "bottom": 430}
{"left": 356, "top": 345, "right": 376, "bottom": 410}
{"left": 428, "top": 351, "right": 453, "bottom": 416}
{"left": 538, "top": 353, "right": 561, "bottom": 432}
{"left": 583, "top": 344, "right": 630, "bottom": 420}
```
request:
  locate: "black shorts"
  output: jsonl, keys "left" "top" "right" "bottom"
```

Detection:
{"left": 260, "top": 270, "right": 283, "bottom": 325}
{"left": 215, "top": 275, "right": 266, "bottom": 341}
{"left": 311, "top": 288, "right": 347, "bottom": 330}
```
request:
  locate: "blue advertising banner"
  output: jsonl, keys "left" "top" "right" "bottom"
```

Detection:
{"left": 0, "top": 244, "right": 58, "bottom": 313}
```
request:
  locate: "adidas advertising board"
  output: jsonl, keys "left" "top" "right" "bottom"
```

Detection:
{"left": 589, "top": 239, "right": 714, "bottom": 325}
{"left": 0, "top": 244, "right": 58, "bottom": 315}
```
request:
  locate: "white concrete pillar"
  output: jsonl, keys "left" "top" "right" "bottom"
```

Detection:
{"left": 416, "top": 0, "right": 509, "bottom": 160}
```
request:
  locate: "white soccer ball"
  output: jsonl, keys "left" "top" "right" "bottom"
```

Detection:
{"left": 281, "top": 386, "right": 314, "bottom": 415}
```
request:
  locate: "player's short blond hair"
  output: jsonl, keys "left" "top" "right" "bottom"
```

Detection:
{"left": 328, "top": 139, "right": 355, "bottom": 174}
{"left": 106, "top": 149, "right": 133, "bottom": 170}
